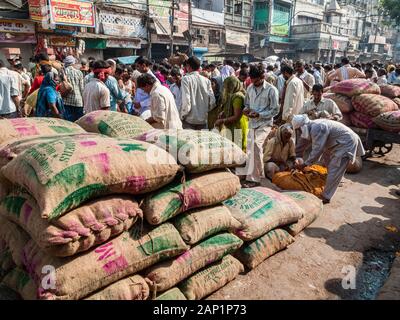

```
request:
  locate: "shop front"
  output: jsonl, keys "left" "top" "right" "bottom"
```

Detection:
{"left": 0, "top": 19, "right": 36, "bottom": 65}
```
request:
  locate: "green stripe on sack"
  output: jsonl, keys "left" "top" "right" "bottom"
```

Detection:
{"left": 48, "top": 183, "right": 108, "bottom": 220}
{"left": 198, "top": 233, "right": 242, "bottom": 249}
{"left": 48, "top": 126, "right": 76, "bottom": 134}
{"left": 1, "top": 196, "right": 26, "bottom": 218}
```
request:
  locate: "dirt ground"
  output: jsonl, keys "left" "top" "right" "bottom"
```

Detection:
{"left": 209, "top": 145, "right": 400, "bottom": 300}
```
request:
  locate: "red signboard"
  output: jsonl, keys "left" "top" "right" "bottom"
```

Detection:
{"left": 28, "top": 0, "right": 48, "bottom": 22}
{"left": 49, "top": 0, "right": 95, "bottom": 27}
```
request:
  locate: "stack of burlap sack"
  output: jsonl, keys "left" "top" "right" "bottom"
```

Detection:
{"left": 325, "top": 79, "right": 400, "bottom": 132}
{"left": 0, "top": 111, "right": 324, "bottom": 300}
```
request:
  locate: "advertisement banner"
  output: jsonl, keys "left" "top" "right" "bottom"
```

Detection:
{"left": 49, "top": 35, "right": 76, "bottom": 47}
{"left": 226, "top": 29, "right": 249, "bottom": 47}
{"left": 0, "top": 20, "right": 35, "bottom": 34}
{"left": 28, "top": 0, "right": 48, "bottom": 22}
{"left": 49, "top": 0, "right": 95, "bottom": 27}
{"left": 100, "top": 12, "right": 146, "bottom": 38}
{"left": 106, "top": 39, "right": 141, "bottom": 49}
{"left": 271, "top": 4, "right": 290, "bottom": 37}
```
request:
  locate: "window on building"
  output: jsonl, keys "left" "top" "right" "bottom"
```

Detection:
{"left": 209, "top": 30, "right": 221, "bottom": 44}
{"left": 234, "top": 1, "right": 242, "bottom": 15}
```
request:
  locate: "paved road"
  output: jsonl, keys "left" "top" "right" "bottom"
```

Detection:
{"left": 209, "top": 146, "right": 400, "bottom": 300}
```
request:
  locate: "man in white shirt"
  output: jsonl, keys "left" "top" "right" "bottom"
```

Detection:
{"left": 300, "top": 84, "right": 342, "bottom": 121}
{"left": 83, "top": 60, "right": 111, "bottom": 113}
{"left": 169, "top": 67, "right": 182, "bottom": 113}
{"left": 137, "top": 73, "right": 182, "bottom": 130}
{"left": 180, "top": 56, "right": 216, "bottom": 130}
{"left": 208, "top": 63, "right": 221, "bottom": 78}
{"left": 0, "top": 59, "right": 20, "bottom": 118}
{"left": 220, "top": 59, "right": 235, "bottom": 81}
{"left": 295, "top": 61, "right": 315, "bottom": 100}
{"left": 133, "top": 56, "right": 160, "bottom": 119}
{"left": 281, "top": 65, "right": 305, "bottom": 122}
{"left": 242, "top": 63, "right": 280, "bottom": 187}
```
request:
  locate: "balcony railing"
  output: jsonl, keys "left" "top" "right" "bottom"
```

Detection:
{"left": 291, "top": 22, "right": 352, "bottom": 37}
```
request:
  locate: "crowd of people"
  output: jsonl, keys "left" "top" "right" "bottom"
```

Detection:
{"left": 1, "top": 52, "right": 400, "bottom": 203}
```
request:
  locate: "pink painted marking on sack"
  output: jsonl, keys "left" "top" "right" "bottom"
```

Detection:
{"left": 79, "top": 140, "right": 97, "bottom": 147}
{"left": 22, "top": 204, "right": 33, "bottom": 225}
{"left": 15, "top": 126, "right": 39, "bottom": 136}
{"left": 80, "top": 152, "right": 111, "bottom": 174}
{"left": 176, "top": 250, "right": 191, "bottom": 263}
{"left": 102, "top": 255, "right": 129, "bottom": 276}
{"left": 84, "top": 113, "right": 97, "bottom": 124}
{"left": 97, "top": 247, "right": 115, "bottom": 261}
{"left": 125, "top": 176, "right": 147, "bottom": 193}
{"left": 181, "top": 187, "right": 202, "bottom": 211}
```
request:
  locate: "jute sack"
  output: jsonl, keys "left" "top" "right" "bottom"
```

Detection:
{"left": 134, "top": 129, "right": 247, "bottom": 173}
{"left": 75, "top": 110, "right": 153, "bottom": 138}
{"left": 0, "top": 283, "right": 21, "bottom": 300}
{"left": 283, "top": 192, "right": 323, "bottom": 237}
{"left": 143, "top": 170, "right": 240, "bottom": 225}
{"left": 352, "top": 94, "right": 399, "bottom": 117}
{"left": 155, "top": 287, "right": 187, "bottom": 300}
{"left": 379, "top": 85, "right": 400, "bottom": 99}
{"left": 324, "top": 93, "right": 353, "bottom": 113}
{"left": 173, "top": 205, "right": 242, "bottom": 245}
{"left": 179, "top": 255, "right": 244, "bottom": 300}
{"left": 145, "top": 233, "right": 243, "bottom": 293}
{"left": 0, "top": 118, "right": 86, "bottom": 145}
{"left": 0, "top": 192, "right": 142, "bottom": 257}
{"left": 330, "top": 79, "right": 381, "bottom": 97}
{"left": 393, "top": 98, "right": 400, "bottom": 108}
{"left": 235, "top": 229, "right": 294, "bottom": 269}
{"left": 346, "top": 156, "right": 363, "bottom": 174}
{"left": 350, "top": 111, "right": 376, "bottom": 129}
{"left": 85, "top": 274, "right": 149, "bottom": 300}
{"left": 22, "top": 223, "right": 189, "bottom": 300}
{"left": 0, "top": 217, "right": 30, "bottom": 267}
{"left": 2, "top": 268, "right": 37, "bottom": 300}
{"left": 373, "top": 111, "right": 400, "bottom": 132}
{"left": 0, "top": 133, "right": 103, "bottom": 168}
{"left": 1, "top": 135, "right": 180, "bottom": 220}
{"left": 222, "top": 187, "right": 303, "bottom": 241}
{"left": 0, "top": 240, "right": 15, "bottom": 282}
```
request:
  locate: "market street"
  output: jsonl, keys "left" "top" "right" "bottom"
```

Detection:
{"left": 210, "top": 146, "right": 400, "bottom": 300}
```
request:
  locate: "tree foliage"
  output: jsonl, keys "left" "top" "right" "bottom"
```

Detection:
{"left": 380, "top": 0, "right": 400, "bottom": 25}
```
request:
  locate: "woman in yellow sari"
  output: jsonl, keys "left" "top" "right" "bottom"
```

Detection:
{"left": 214, "top": 76, "right": 248, "bottom": 151}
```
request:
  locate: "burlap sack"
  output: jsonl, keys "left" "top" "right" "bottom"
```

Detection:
{"left": 346, "top": 156, "right": 363, "bottom": 174}
{"left": 324, "top": 93, "right": 353, "bottom": 113}
{"left": 330, "top": 79, "right": 381, "bottom": 97}
{"left": 379, "top": 85, "right": 400, "bottom": 99}
{"left": 0, "top": 241, "right": 15, "bottom": 282}
{"left": 173, "top": 205, "right": 242, "bottom": 245}
{"left": 1, "top": 135, "right": 180, "bottom": 220}
{"left": 155, "top": 287, "right": 187, "bottom": 300}
{"left": 143, "top": 170, "right": 240, "bottom": 225}
{"left": 0, "top": 283, "right": 21, "bottom": 300}
{"left": 134, "top": 129, "right": 247, "bottom": 173}
{"left": 85, "top": 275, "right": 149, "bottom": 300}
{"left": 340, "top": 112, "right": 352, "bottom": 127}
{"left": 222, "top": 187, "right": 303, "bottom": 241}
{"left": 283, "top": 191, "right": 323, "bottom": 236}
{"left": 0, "top": 192, "right": 142, "bottom": 257}
{"left": 75, "top": 110, "right": 153, "bottom": 138}
{"left": 236, "top": 229, "right": 294, "bottom": 269}
{"left": 145, "top": 233, "right": 243, "bottom": 292}
{"left": 22, "top": 223, "right": 188, "bottom": 300}
{"left": 2, "top": 268, "right": 37, "bottom": 300}
{"left": 179, "top": 255, "right": 244, "bottom": 300}
{"left": 373, "top": 111, "right": 400, "bottom": 133}
{"left": 0, "top": 118, "right": 86, "bottom": 145}
{"left": 0, "top": 217, "right": 30, "bottom": 267}
{"left": 394, "top": 98, "right": 400, "bottom": 108}
{"left": 352, "top": 94, "right": 399, "bottom": 117}
{"left": 0, "top": 133, "right": 103, "bottom": 168}
{"left": 350, "top": 111, "right": 376, "bottom": 129}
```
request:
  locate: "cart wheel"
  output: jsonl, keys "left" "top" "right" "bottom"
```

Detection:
{"left": 373, "top": 143, "right": 393, "bottom": 156}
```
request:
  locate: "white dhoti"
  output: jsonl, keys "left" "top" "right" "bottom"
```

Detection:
{"left": 322, "top": 156, "right": 351, "bottom": 200}
{"left": 246, "top": 125, "right": 271, "bottom": 183}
